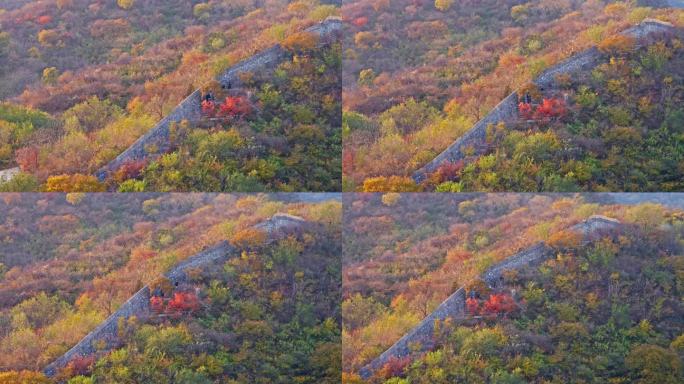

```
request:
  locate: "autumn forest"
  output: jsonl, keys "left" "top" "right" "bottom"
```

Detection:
{"left": 2, "top": 0, "right": 684, "bottom": 383}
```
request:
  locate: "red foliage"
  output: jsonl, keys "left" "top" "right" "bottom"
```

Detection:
{"left": 15, "top": 146, "right": 39, "bottom": 172}
{"left": 433, "top": 160, "right": 464, "bottom": 183}
{"left": 380, "top": 356, "right": 411, "bottom": 378}
{"left": 37, "top": 15, "right": 53, "bottom": 25}
{"left": 166, "top": 291, "right": 200, "bottom": 314}
{"left": 518, "top": 102, "right": 533, "bottom": 120}
{"left": 352, "top": 17, "right": 369, "bottom": 27}
{"left": 482, "top": 293, "right": 517, "bottom": 316}
{"left": 114, "top": 159, "right": 147, "bottom": 182}
{"left": 218, "top": 96, "right": 251, "bottom": 118}
{"left": 150, "top": 296, "right": 164, "bottom": 313}
{"left": 534, "top": 98, "right": 566, "bottom": 120}
{"left": 342, "top": 149, "right": 354, "bottom": 173}
{"left": 466, "top": 297, "right": 480, "bottom": 315}
{"left": 201, "top": 100, "right": 216, "bottom": 117}
{"left": 67, "top": 355, "right": 95, "bottom": 376}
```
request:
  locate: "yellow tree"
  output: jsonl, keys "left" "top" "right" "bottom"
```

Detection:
{"left": 435, "top": 0, "right": 454, "bottom": 12}
{"left": 117, "top": 0, "right": 135, "bottom": 9}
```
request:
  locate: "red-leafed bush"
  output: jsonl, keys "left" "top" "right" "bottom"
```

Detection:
{"left": 482, "top": 293, "right": 517, "bottom": 316}
{"left": 466, "top": 297, "right": 480, "bottom": 315}
{"left": 114, "top": 159, "right": 146, "bottom": 182}
{"left": 352, "top": 17, "right": 369, "bottom": 27}
{"left": 15, "top": 146, "right": 39, "bottom": 172}
{"left": 431, "top": 160, "right": 464, "bottom": 184}
{"left": 37, "top": 15, "right": 53, "bottom": 25}
{"left": 534, "top": 98, "right": 566, "bottom": 120}
{"left": 379, "top": 356, "right": 411, "bottom": 378}
{"left": 518, "top": 102, "right": 533, "bottom": 120}
{"left": 201, "top": 100, "right": 216, "bottom": 117}
{"left": 67, "top": 355, "right": 95, "bottom": 376}
{"left": 166, "top": 291, "right": 200, "bottom": 314}
{"left": 218, "top": 96, "right": 251, "bottom": 118}
{"left": 150, "top": 296, "right": 164, "bottom": 313}
{"left": 342, "top": 149, "right": 354, "bottom": 173}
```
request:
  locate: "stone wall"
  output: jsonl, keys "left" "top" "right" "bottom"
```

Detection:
{"left": 43, "top": 285, "right": 152, "bottom": 377}
{"left": 359, "top": 216, "right": 623, "bottom": 379}
{"left": 164, "top": 241, "right": 233, "bottom": 284}
{"left": 412, "top": 20, "right": 677, "bottom": 183}
{"left": 44, "top": 214, "right": 308, "bottom": 377}
{"left": 96, "top": 90, "right": 202, "bottom": 180}
{"left": 96, "top": 17, "right": 342, "bottom": 181}
{"left": 217, "top": 17, "right": 342, "bottom": 89}
{"left": 412, "top": 92, "right": 519, "bottom": 183}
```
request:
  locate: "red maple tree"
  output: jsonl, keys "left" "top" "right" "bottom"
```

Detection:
{"left": 518, "top": 102, "right": 533, "bottom": 120}
{"left": 352, "top": 17, "right": 369, "bottom": 27}
{"left": 534, "top": 98, "right": 566, "bottom": 120}
{"left": 466, "top": 297, "right": 480, "bottom": 315}
{"left": 481, "top": 293, "right": 517, "bottom": 316}
{"left": 37, "top": 15, "right": 53, "bottom": 25}
{"left": 67, "top": 355, "right": 95, "bottom": 376}
{"left": 380, "top": 356, "right": 411, "bottom": 378}
{"left": 201, "top": 100, "right": 216, "bottom": 117}
{"left": 150, "top": 296, "right": 164, "bottom": 313}
{"left": 218, "top": 96, "right": 251, "bottom": 118}
{"left": 114, "top": 159, "right": 147, "bottom": 182}
{"left": 166, "top": 291, "right": 201, "bottom": 314}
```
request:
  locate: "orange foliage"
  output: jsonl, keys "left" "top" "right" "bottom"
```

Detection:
{"left": 150, "top": 296, "right": 164, "bottom": 313}
{"left": 218, "top": 96, "right": 252, "bottom": 118}
{"left": 37, "top": 15, "right": 53, "bottom": 25}
{"left": 15, "top": 146, "right": 39, "bottom": 173}
{"left": 113, "top": 159, "right": 147, "bottom": 183}
{"left": 466, "top": 297, "right": 479, "bottom": 314}
{"left": 201, "top": 100, "right": 216, "bottom": 117}
{"left": 352, "top": 17, "right": 369, "bottom": 27}
{"left": 547, "top": 229, "right": 584, "bottom": 249}
{"left": 378, "top": 356, "right": 411, "bottom": 379}
{"left": 518, "top": 102, "right": 533, "bottom": 119}
{"left": 598, "top": 35, "right": 636, "bottom": 55}
{"left": 428, "top": 160, "right": 464, "bottom": 185}
{"left": 281, "top": 31, "right": 320, "bottom": 52}
{"left": 166, "top": 291, "right": 201, "bottom": 315}
{"left": 534, "top": 98, "right": 566, "bottom": 120}
{"left": 230, "top": 227, "right": 268, "bottom": 249}
{"left": 44, "top": 174, "right": 107, "bottom": 192}
{"left": 67, "top": 355, "right": 95, "bottom": 376}
{"left": 481, "top": 293, "right": 517, "bottom": 316}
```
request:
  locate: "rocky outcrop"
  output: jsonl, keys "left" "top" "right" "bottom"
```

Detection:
{"left": 43, "top": 213, "right": 309, "bottom": 377}
{"left": 0, "top": 167, "right": 19, "bottom": 182}
{"left": 358, "top": 215, "right": 622, "bottom": 379}
{"left": 95, "top": 17, "right": 342, "bottom": 181}
{"left": 412, "top": 19, "right": 677, "bottom": 183}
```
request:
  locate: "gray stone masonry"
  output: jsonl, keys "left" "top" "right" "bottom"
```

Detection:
{"left": 412, "top": 19, "right": 677, "bottom": 183}
{"left": 359, "top": 216, "right": 623, "bottom": 379}
{"left": 43, "top": 214, "right": 308, "bottom": 377}
{"left": 43, "top": 285, "right": 152, "bottom": 377}
{"left": 255, "top": 213, "right": 308, "bottom": 234}
{"left": 96, "top": 17, "right": 342, "bottom": 181}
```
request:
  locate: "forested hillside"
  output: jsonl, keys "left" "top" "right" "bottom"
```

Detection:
{"left": 120, "top": 39, "right": 342, "bottom": 192}
{"left": 342, "top": 193, "right": 684, "bottom": 382}
{"left": 0, "top": 193, "right": 341, "bottom": 383}
{"left": 0, "top": 0, "right": 341, "bottom": 192}
{"left": 342, "top": 0, "right": 684, "bottom": 192}
{"left": 422, "top": 34, "right": 684, "bottom": 192}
